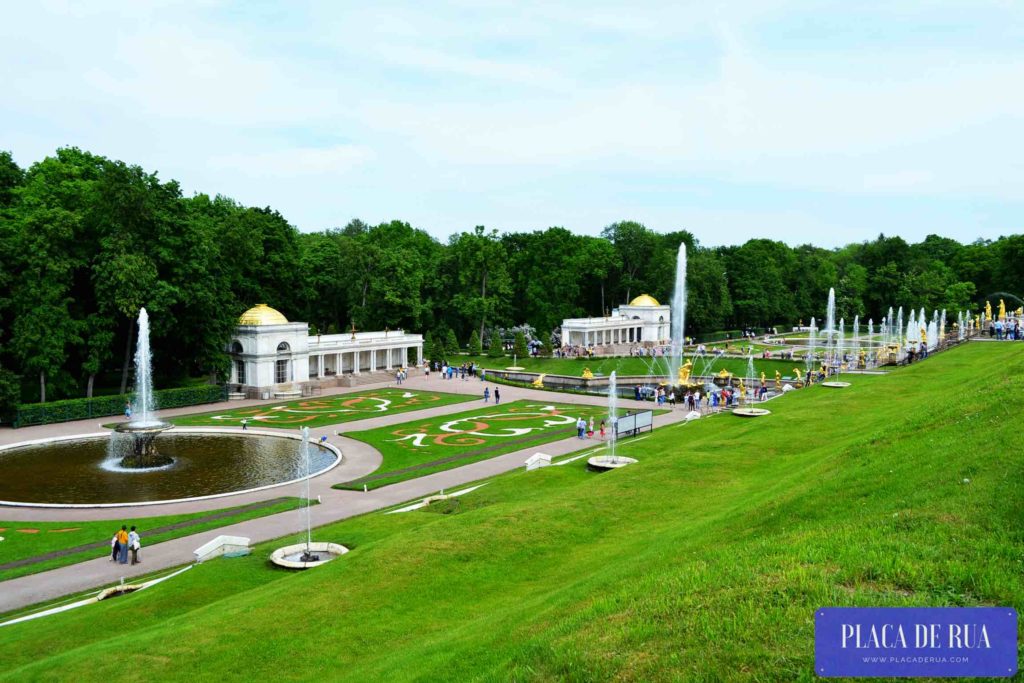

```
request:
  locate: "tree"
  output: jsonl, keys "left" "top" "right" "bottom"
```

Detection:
{"left": 422, "top": 332, "right": 435, "bottom": 363}
{"left": 512, "top": 331, "right": 529, "bottom": 359}
{"left": 601, "top": 221, "right": 656, "bottom": 303}
{"left": 0, "top": 365, "right": 19, "bottom": 422}
{"left": 468, "top": 330, "right": 482, "bottom": 356}
{"left": 487, "top": 331, "right": 504, "bottom": 358}
{"left": 444, "top": 329, "right": 460, "bottom": 358}
{"left": 446, "top": 226, "right": 512, "bottom": 341}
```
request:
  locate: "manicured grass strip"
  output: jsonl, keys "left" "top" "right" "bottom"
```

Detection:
{"left": 0, "top": 343, "right": 1020, "bottom": 681}
{"left": 167, "top": 388, "right": 476, "bottom": 429}
{"left": 336, "top": 399, "right": 629, "bottom": 490}
{"left": 0, "top": 497, "right": 311, "bottom": 582}
{"left": 461, "top": 353, "right": 800, "bottom": 379}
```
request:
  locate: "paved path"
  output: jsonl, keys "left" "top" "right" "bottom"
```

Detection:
{"left": 0, "top": 373, "right": 690, "bottom": 613}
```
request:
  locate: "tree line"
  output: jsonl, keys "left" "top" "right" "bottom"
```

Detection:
{"left": 1, "top": 147, "right": 1021, "bottom": 406}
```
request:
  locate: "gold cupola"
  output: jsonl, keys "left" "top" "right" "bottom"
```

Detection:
{"left": 238, "top": 304, "right": 289, "bottom": 326}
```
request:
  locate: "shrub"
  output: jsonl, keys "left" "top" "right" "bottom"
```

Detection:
{"left": 13, "top": 384, "right": 225, "bottom": 428}
{"left": 487, "top": 332, "right": 504, "bottom": 358}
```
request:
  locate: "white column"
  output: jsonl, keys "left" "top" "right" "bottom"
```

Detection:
{"left": 386, "top": 347, "right": 392, "bottom": 370}
{"left": 416, "top": 344, "right": 423, "bottom": 366}
{"left": 352, "top": 351, "right": 360, "bottom": 375}
{"left": 370, "top": 349, "right": 377, "bottom": 372}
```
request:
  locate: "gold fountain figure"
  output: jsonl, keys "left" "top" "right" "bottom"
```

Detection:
{"left": 774, "top": 370, "right": 781, "bottom": 390}
{"left": 677, "top": 360, "right": 693, "bottom": 385}
{"left": 581, "top": 367, "right": 594, "bottom": 380}
{"left": 532, "top": 373, "right": 545, "bottom": 388}
{"left": 985, "top": 300, "right": 993, "bottom": 321}
{"left": 999, "top": 299, "right": 1006, "bottom": 321}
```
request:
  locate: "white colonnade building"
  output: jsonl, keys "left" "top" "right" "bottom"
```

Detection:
{"left": 560, "top": 295, "right": 671, "bottom": 348}
{"left": 229, "top": 304, "right": 423, "bottom": 396}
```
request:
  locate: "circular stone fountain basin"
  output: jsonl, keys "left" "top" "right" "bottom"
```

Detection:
{"left": 0, "top": 430, "right": 339, "bottom": 507}
{"left": 270, "top": 542, "right": 349, "bottom": 569}
{"left": 587, "top": 455, "right": 638, "bottom": 471}
{"left": 733, "top": 408, "right": 771, "bottom": 417}
{"left": 821, "top": 381, "right": 852, "bottom": 388}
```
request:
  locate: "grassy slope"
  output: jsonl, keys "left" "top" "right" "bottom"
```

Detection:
{"left": 168, "top": 388, "right": 476, "bottom": 429}
{"left": 336, "top": 400, "right": 620, "bottom": 490}
{"left": 0, "top": 498, "right": 308, "bottom": 582}
{"left": 462, "top": 354, "right": 800, "bottom": 378}
{"left": 1, "top": 343, "right": 1020, "bottom": 681}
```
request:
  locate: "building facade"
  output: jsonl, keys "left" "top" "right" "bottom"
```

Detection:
{"left": 560, "top": 295, "right": 671, "bottom": 347}
{"left": 229, "top": 304, "right": 423, "bottom": 395}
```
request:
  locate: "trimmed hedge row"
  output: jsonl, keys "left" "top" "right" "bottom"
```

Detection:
{"left": 12, "top": 384, "right": 226, "bottom": 428}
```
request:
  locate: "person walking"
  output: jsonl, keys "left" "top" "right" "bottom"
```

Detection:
{"left": 483, "top": 387, "right": 491, "bottom": 403}
{"left": 124, "top": 402, "right": 132, "bottom": 420}
{"left": 494, "top": 388, "right": 501, "bottom": 405}
{"left": 128, "top": 526, "right": 142, "bottom": 565}
{"left": 110, "top": 531, "right": 120, "bottom": 562}
{"left": 241, "top": 418, "right": 248, "bottom": 431}
{"left": 588, "top": 416, "right": 595, "bottom": 439}
{"left": 599, "top": 419, "right": 606, "bottom": 440}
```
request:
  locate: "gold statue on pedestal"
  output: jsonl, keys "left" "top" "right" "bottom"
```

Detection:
{"left": 774, "top": 370, "right": 781, "bottom": 390}
{"left": 677, "top": 360, "right": 693, "bottom": 385}
{"left": 985, "top": 301, "right": 992, "bottom": 321}
{"left": 532, "top": 373, "right": 545, "bottom": 388}
{"left": 793, "top": 368, "right": 803, "bottom": 381}
{"left": 738, "top": 378, "right": 746, "bottom": 402}
{"left": 999, "top": 299, "right": 1006, "bottom": 320}
{"left": 581, "top": 367, "right": 594, "bottom": 380}
{"left": 858, "top": 349, "right": 866, "bottom": 368}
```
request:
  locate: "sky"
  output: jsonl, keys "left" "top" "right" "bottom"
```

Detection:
{"left": 2, "top": 1, "right": 1023, "bottom": 248}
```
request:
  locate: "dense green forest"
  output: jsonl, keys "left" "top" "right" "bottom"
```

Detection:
{"left": 1, "top": 148, "right": 1021, "bottom": 406}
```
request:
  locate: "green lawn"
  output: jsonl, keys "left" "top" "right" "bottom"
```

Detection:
{"left": 0, "top": 342, "right": 1020, "bottom": 681}
{"left": 336, "top": 399, "right": 625, "bottom": 490}
{"left": 463, "top": 353, "right": 800, "bottom": 379}
{"left": 0, "top": 498, "right": 309, "bottom": 582}
{"left": 168, "top": 388, "right": 475, "bottom": 429}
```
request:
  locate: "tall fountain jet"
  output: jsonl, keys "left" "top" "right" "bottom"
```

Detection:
{"left": 825, "top": 288, "right": 836, "bottom": 370}
{"left": 669, "top": 242, "right": 687, "bottom": 385}
{"left": 111, "top": 308, "right": 173, "bottom": 468}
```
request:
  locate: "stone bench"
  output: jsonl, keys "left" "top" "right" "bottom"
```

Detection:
{"left": 273, "top": 390, "right": 303, "bottom": 399}
{"left": 227, "top": 392, "right": 247, "bottom": 401}
{"left": 194, "top": 535, "right": 251, "bottom": 563}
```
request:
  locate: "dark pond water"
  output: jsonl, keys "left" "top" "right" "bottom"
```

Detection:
{"left": 0, "top": 432, "right": 336, "bottom": 504}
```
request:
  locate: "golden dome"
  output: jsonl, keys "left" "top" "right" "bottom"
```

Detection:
{"left": 238, "top": 304, "right": 289, "bottom": 326}
{"left": 628, "top": 294, "right": 661, "bottom": 307}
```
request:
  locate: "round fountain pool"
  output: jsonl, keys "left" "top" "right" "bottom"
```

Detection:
{"left": 0, "top": 431, "right": 338, "bottom": 507}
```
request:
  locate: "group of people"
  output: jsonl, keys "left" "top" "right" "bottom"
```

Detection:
{"left": 989, "top": 319, "right": 1022, "bottom": 340}
{"left": 482, "top": 386, "right": 501, "bottom": 404}
{"left": 110, "top": 525, "right": 142, "bottom": 565}
{"left": 393, "top": 367, "right": 410, "bottom": 384}
{"left": 555, "top": 345, "right": 594, "bottom": 358}
{"left": 632, "top": 383, "right": 768, "bottom": 411}
{"left": 575, "top": 415, "right": 607, "bottom": 439}
{"left": 428, "top": 360, "right": 480, "bottom": 380}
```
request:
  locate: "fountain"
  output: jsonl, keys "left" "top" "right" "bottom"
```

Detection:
{"left": 109, "top": 308, "right": 174, "bottom": 468}
{"left": 588, "top": 371, "right": 637, "bottom": 470}
{"left": 821, "top": 289, "right": 850, "bottom": 388}
{"left": 669, "top": 243, "right": 687, "bottom": 386}
{"left": 805, "top": 317, "right": 817, "bottom": 377}
{"left": 270, "top": 427, "right": 349, "bottom": 569}
{"left": 734, "top": 355, "right": 770, "bottom": 417}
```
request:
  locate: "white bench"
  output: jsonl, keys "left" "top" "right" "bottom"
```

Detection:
{"left": 194, "top": 535, "right": 251, "bottom": 563}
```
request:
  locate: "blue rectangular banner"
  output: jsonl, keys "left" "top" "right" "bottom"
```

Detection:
{"left": 815, "top": 607, "right": 1017, "bottom": 678}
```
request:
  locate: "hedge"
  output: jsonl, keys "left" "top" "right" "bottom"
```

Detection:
{"left": 12, "top": 384, "right": 226, "bottom": 428}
